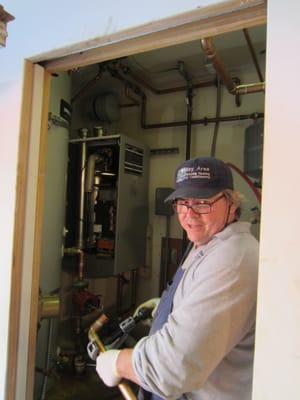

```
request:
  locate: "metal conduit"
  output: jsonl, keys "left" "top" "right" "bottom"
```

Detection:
{"left": 243, "top": 28, "right": 264, "bottom": 83}
{"left": 111, "top": 65, "right": 264, "bottom": 131}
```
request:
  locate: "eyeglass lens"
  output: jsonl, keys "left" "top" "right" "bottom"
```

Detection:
{"left": 173, "top": 194, "right": 224, "bottom": 215}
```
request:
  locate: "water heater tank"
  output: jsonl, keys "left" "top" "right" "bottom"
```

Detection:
{"left": 244, "top": 119, "right": 264, "bottom": 180}
{"left": 91, "top": 92, "right": 120, "bottom": 122}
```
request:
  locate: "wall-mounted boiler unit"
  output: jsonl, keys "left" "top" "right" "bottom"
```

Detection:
{"left": 64, "top": 134, "right": 149, "bottom": 278}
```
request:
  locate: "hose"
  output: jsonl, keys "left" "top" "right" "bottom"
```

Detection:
{"left": 210, "top": 76, "right": 221, "bottom": 157}
{"left": 227, "top": 162, "right": 261, "bottom": 204}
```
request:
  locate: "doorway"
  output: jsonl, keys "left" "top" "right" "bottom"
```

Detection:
{"left": 8, "top": 2, "right": 267, "bottom": 399}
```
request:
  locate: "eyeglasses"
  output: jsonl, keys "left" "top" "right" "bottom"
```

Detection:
{"left": 173, "top": 194, "right": 225, "bottom": 215}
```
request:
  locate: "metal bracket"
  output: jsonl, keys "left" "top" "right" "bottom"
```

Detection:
{"left": 48, "top": 112, "right": 69, "bottom": 129}
{"left": 87, "top": 340, "right": 100, "bottom": 361}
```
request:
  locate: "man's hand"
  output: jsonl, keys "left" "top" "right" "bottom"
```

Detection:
{"left": 134, "top": 297, "right": 160, "bottom": 319}
{"left": 96, "top": 350, "right": 121, "bottom": 387}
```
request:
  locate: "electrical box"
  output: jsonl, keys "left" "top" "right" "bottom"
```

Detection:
{"left": 155, "top": 188, "right": 174, "bottom": 216}
{"left": 64, "top": 134, "right": 149, "bottom": 277}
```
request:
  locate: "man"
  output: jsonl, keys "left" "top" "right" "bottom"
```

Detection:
{"left": 96, "top": 157, "right": 259, "bottom": 400}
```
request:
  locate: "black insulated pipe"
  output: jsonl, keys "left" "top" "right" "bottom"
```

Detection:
{"left": 106, "top": 63, "right": 264, "bottom": 131}
{"left": 210, "top": 76, "right": 221, "bottom": 157}
{"left": 141, "top": 112, "right": 264, "bottom": 129}
{"left": 177, "top": 61, "right": 194, "bottom": 160}
{"left": 185, "top": 89, "right": 193, "bottom": 160}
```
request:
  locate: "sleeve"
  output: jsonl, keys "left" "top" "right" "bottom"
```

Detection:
{"left": 132, "top": 244, "right": 258, "bottom": 399}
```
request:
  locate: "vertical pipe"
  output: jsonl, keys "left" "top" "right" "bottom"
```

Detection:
{"left": 185, "top": 89, "right": 193, "bottom": 160}
{"left": 78, "top": 129, "right": 88, "bottom": 249}
{"left": 39, "top": 319, "right": 54, "bottom": 400}
{"left": 201, "top": 38, "right": 236, "bottom": 94}
{"left": 243, "top": 28, "right": 264, "bottom": 83}
{"left": 210, "top": 76, "right": 221, "bottom": 157}
{"left": 183, "top": 88, "right": 193, "bottom": 251}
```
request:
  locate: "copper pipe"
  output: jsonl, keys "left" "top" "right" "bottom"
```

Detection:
{"left": 118, "top": 383, "right": 137, "bottom": 400}
{"left": 201, "top": 37, "right": 265, "bottom": 95}
{"left": 243, "top": 28, "right": 264, "bottom": 82}
{"left": 64, "top": 248, "right": 85, "bottom": 281}
{"left": 201, "top": 37, "right": 236, "bottom": 93}
{"left": 88, "top": 313, "right": 109, "bottom": 352}
{"left": 88, "top": 314, "right": 137, "bottom": 400}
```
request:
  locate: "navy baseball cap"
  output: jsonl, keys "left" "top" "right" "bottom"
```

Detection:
{"left": 165, "top": 157, "right": 233, "bottom": 201}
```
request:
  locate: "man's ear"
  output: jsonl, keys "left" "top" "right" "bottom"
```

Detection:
{"left": 228, "top": 202, "right": 238, "bottom": 219}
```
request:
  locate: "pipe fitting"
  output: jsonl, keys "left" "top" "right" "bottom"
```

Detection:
{"left": 39, "top": 294, "right": 60, "bottom": 319}
{"left": 64, "top": 248, "right": 85, "bottom": 281}
{"left": 201, "top": 37, "right": 265, "bottom": 96}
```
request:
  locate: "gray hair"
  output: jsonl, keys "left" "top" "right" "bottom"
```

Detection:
{"left": 223, "top": 189, "right": 244, "bottom": 220}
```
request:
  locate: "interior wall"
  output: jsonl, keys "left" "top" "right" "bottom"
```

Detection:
{"left": 70, "top": 67, "right": 264, "bottom": 303}
{"left": 34, "top": 72, "right": 71, "bottom": 399}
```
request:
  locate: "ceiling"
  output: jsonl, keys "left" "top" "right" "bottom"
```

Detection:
{"left": 120, "top": 24, "right": 266, "bottom": 89}
{"left": 73, "top": 24, "right": 266, "bottom": 94}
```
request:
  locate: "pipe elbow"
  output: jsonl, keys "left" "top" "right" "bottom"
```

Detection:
{"left": 200, "top": 37, "right": 216, "bottom": 59}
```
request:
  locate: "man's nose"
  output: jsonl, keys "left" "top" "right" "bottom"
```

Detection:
{"left": 186, "top": 205, "right": 200, "bottom": 217}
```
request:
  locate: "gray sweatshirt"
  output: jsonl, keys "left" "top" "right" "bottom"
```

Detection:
{"left": 133, "top": 222, "right": 259, "bottom": 400}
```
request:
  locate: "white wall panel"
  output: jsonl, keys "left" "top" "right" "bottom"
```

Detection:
{"left": 252, "top": 2, "right": 300, "bottom": 399}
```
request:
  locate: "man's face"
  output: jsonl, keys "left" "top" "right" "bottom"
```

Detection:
{"left": 176, "top": 193, "right": 236, "bottom": 247}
